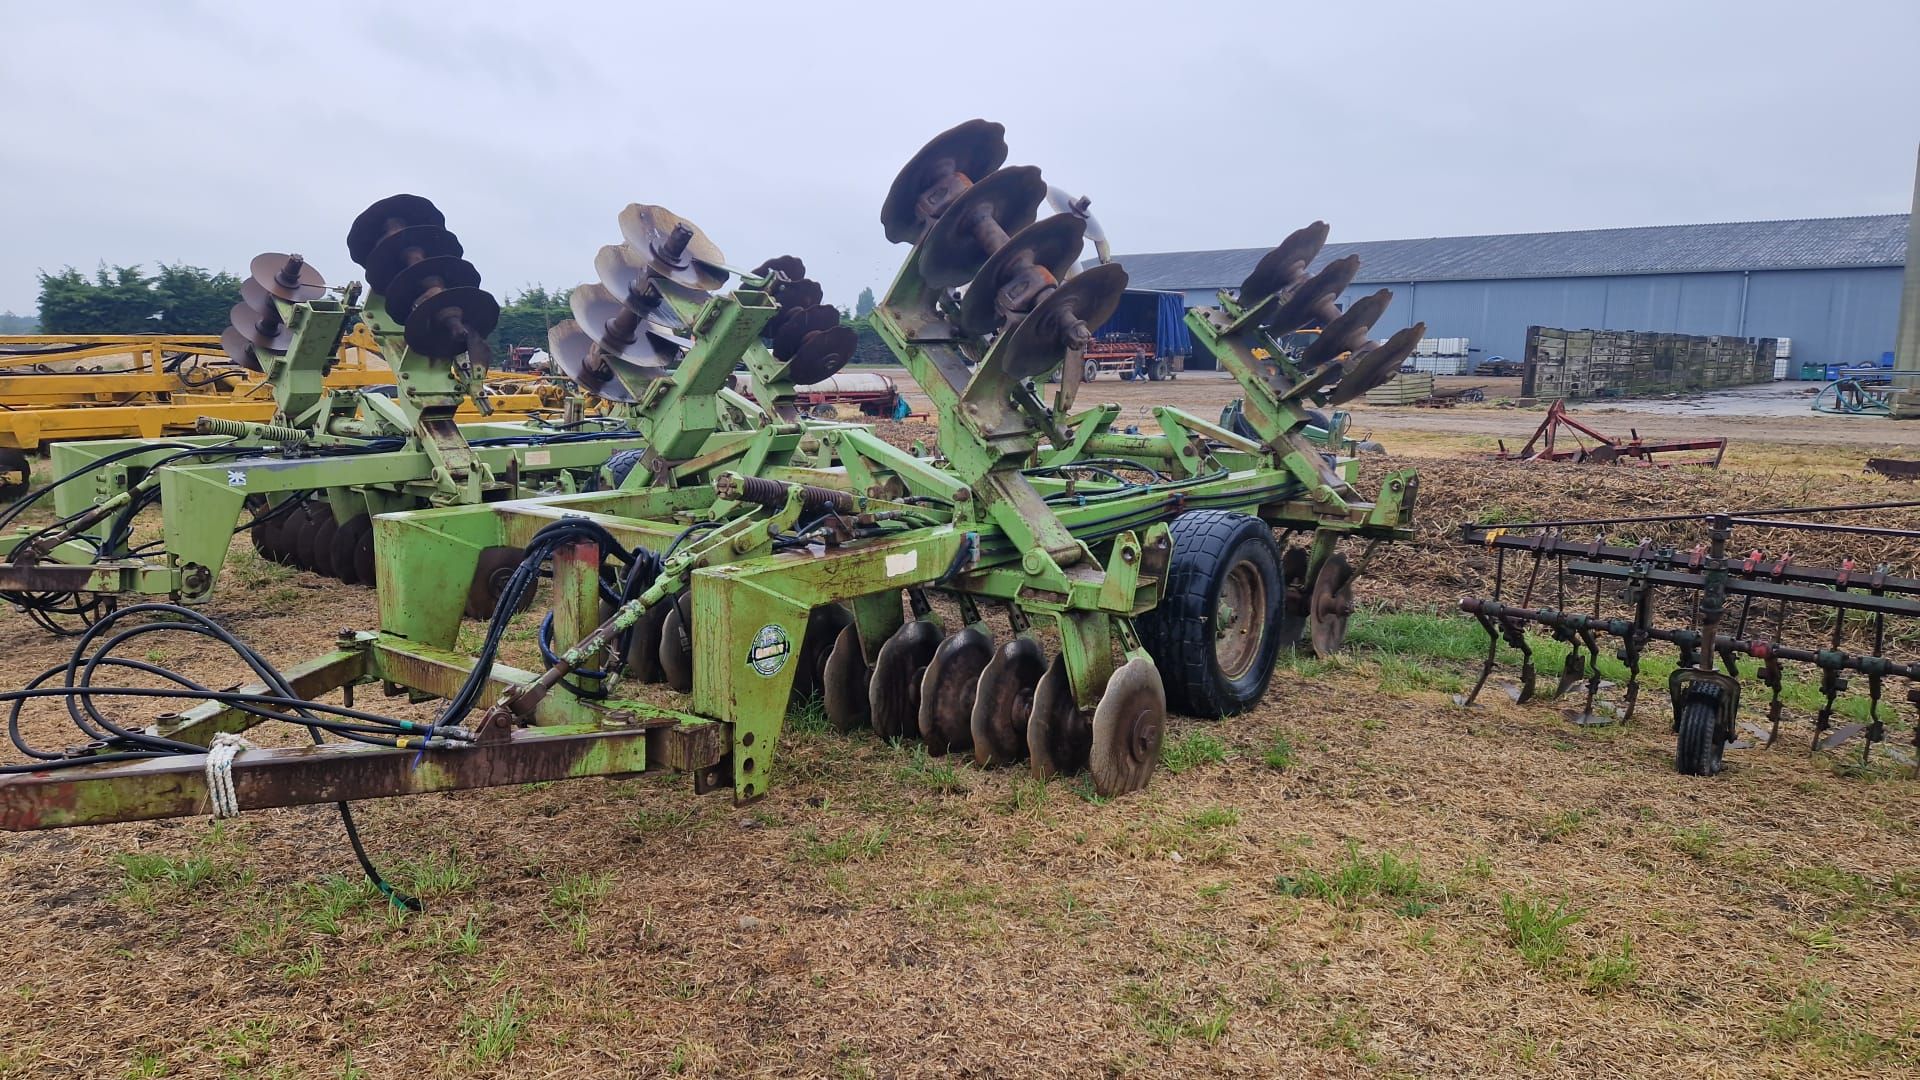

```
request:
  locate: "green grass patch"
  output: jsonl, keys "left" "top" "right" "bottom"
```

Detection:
{"left": 1116, "top": 980, "right": 1234, "bottom": 1048}
{"left": 460, "top": 992, "right": 529, "bottom": 1067}
{"left": 1160, "top": 731, "right": 1228, "bottom": 773}
{"left": 1262, "top": 730, "right": 1296, "bottom": 770}
{"left": 1582, "top": 937, "right": 1637, "bottom": 992}
{"left": 1277, "top": 842, "right": 1439, "bottom": 915}
{"left": 1499, "top": 893, "right": 1583, "bottom": 971}
{"left": 798, "top": 825, "right": 890, "bottom": 865}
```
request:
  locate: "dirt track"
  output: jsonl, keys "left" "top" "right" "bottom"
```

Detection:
{"left": 893, "top": 368, "right": 1918, "bottom": 453}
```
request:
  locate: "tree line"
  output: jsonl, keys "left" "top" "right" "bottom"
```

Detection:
{"left": 19, "top": 265, "right": 889, "bottom": 362}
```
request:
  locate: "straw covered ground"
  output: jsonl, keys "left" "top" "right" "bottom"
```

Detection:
{"left": 0, "top": 428, "right": 1917, "bottom": 1079}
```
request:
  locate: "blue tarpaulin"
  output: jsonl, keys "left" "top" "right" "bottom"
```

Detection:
{"left": 1093, "top": 289, "right": 1191, "bottom": 360}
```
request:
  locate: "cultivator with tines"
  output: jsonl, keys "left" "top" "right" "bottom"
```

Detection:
{"left": 0, "top": 123, "right": 1421, "bottom": 899}
{"left": 0, "top": 195, "right": 664, "bottom": 629}
{"left": 1457, "top": 504, "right": 1920, "bottom": 775}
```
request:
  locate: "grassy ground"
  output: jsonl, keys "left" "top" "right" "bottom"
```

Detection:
{"left": 1, "top": 437, "right": 1918, "bottom": 1077}
{"left": 1, "top": 600, "right": 1916, "bottom": 1078}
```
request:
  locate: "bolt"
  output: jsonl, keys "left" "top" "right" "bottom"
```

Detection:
{"left": 660, "top": 222, "right": 695, "bottom": 261}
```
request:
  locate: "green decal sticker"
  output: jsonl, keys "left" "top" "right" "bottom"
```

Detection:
{"left": 748, "top": 623, "right": 792, "bottom": 677}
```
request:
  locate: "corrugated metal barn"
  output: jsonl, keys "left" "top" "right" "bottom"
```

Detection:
{"left": 1112, "top": 215, "right": 1908, "bottom": 370}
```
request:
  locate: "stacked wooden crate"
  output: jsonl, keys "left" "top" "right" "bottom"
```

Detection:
{"left": 1364, "top": 371, "right": 1435, "bottom": 405}
{"left": 1522, "top": 325, "right": 1775, "bottom": 399}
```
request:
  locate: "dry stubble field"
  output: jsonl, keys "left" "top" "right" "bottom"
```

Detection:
{"left": 0, "top": 383, "right": 1917, "bottom": 1079}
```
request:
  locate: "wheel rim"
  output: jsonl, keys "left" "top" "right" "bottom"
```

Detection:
{"left": 1214, "top": 559, "right": 1269, "bottom": 680}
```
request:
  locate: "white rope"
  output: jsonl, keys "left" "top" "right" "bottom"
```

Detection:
{"left": 205, "top": 733, "right": 257, "bottom": 819}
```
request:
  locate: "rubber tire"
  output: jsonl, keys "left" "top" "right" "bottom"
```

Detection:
{"left": 1137, "top": 510, "right": 1284, "bottom": 719}
{"left": 604, "top": 449, "right": 646, "bottom": 490}
{"left": 1674, "top": 697, "right": 1725, "bottom": 777}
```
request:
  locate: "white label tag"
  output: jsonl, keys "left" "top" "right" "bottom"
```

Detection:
{"left": 226, "top": 469, "right": 246, "bottom": 487}
{"left": 526, "top": 450, "right": 552, "bottom": 467}
{"left": 884, "top": 551, "right": 918, "bottom": 577}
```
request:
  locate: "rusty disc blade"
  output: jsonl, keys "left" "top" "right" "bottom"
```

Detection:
{"left": 1277, "top": 545, "right": 1309, "bottom": 649}
{"left": 571, "top": 282, "right": 681, "bottom": 370}
{"left": 786, "top": 326, "right": 856, "bottom": 385}
{"left": 1327, "top": 323, "right": 1425, "bottom": 406}
{"left": 616, "top": 204, "right": 727, "bottom": 296}
{"left": 364, "top": 224, "right": 463, "bottom": 294}
{"left": 822, "top": 624, "right": 871, "bottom": 733}
{"left": 624, "top": 599, "right": 672, "bottom": 683}
{"left": 868, "top": 619, "right": 941, "bottom": 740}
{"left": 971, "top": 636, "right": 1045, "bottom": 767}
{"left": 348, "top": 194, "right": 444, "bottom": 267}
{"left": 300, "top": 508, "right": 338, "bottom": 574}
{"left": 991, "top": 262, "right": 1129, "bottom": 382}
{"left": 251, "top": 501, "right": 294, "bottom": 564}
{"left": 1266, "top": 254, "right": 1360, "bottom": 335}
{"left": 1310, "top": 552, "right": 1356, "bottom": 657}
{"left": 772, "top": 303, "right": 840, "bottom": 361}
{"left": 882, "top": 119, "right": 1010, "bottom": 244}
{"left": 917, "top": 165, "right": 1047, "bottom": 289}
{"left": 465, "top": 546, "right": 531, "bottom": 619}
{"left": 404, "top": 285, "right": 500, "bottom": 359}
{"left": 793, "top": 605, "right": 853, "bottom": 703}
{"left": 774, "top": 278, "right": 823, "bottom": 311}
{"left": 1300, "top": 290, "right": 1392, "bottom": 366}
{"left": 249, "top": 252, "right": 327, "bottom": 303}
{"left": 659, "top": 591, "right": 695, "bottom": 692}
{"left": 230, "top": 298, "right": 290, "bottom": 352}
{"left": 1089, "top": 659, "right": 1166, "bottom": 798}
{"left": 331, "top": 515, "right": 372, "bottom": 585}
{"left": 549, "top": 320, "right": 629, "bottom": 402}
{"left": 917, "top": 626, "right": 993, "bottom": 755}
{"left": 1238, "top": 221, "right": 1329, "bottom": 304}
{"left": 752, "top": 255, "right": 807, "bottom": 282}
{"left": 591, "top": 245, "right": 690, "bottom": 330}
{"left": 385, "top": 255, "right": 482, "bottom": 322}
{"left": 221, "top": 326, "right": 261, "bottom": 372}
{"left": 1026, "top": 652, "right": 1089, "bottom": 780}
{"left": 352, "top": 522, "right": 376, "bottom": 589}
{"left": 956, "top": 213, "right": 1086, "bottom": 336}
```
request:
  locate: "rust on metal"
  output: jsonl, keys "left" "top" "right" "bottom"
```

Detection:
{"left": 1495, "top": 399, "right": 1727, "bottom": 468}
{"left": 0, "top": 727, "right": 655, "bottom": 832}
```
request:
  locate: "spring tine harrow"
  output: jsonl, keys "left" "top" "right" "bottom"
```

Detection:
{"left": 1457, "top": 501, "right": 1920, "bottom": 775}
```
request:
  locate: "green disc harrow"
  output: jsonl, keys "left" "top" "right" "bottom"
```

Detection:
{"left": 0, "top": 123, "right": 1426, "bottom": 904}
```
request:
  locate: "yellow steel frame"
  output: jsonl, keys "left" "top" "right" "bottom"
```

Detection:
{"left": 0, "top": 328, "right": 552, "bottom": 448}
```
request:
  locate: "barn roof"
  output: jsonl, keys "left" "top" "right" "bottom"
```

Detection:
{"left": 1108, "top": 214, "right": 1909, "bottom": 292}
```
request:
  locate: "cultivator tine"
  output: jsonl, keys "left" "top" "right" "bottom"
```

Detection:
{"left": 1503, "top": 617, "right": 1538, "bottom": 704}
{"left": 1551, "top": 650, "right": 1586, "bottom": 700}
{"left": 1456, "top": 611, "right": 1502, "bottom": 708}
{"left": 1461, "top": 501, "right": 1920, "bottom": 775}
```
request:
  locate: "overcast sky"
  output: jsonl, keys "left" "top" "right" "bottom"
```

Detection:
{"left": 2, "top": 0, "right": 1915, "bottom": 315}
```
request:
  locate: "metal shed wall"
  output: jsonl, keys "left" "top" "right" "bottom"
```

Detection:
{"left": 1177, "top": 267, "right": 1899, "bottom": 369}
